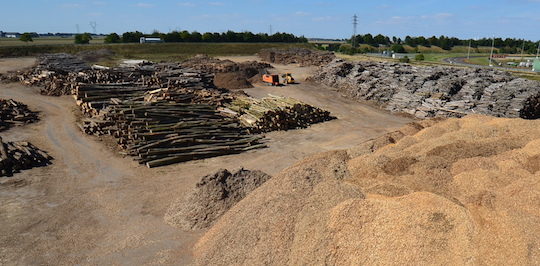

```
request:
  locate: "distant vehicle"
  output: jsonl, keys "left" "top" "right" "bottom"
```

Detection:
{"left": 262, "top": 74, "right": 280, "bottom": 86}
{"left": 281, "top": 73, "right": 296, "bottom": 84}
{"left": 139, "top": 37, "right": 163, "bottom": 44}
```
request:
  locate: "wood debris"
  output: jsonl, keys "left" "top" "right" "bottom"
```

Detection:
{"left": 0, "top": 136, "right": 53, "bottom": 177}
{"left": 0, "top": 99, "right": 39, "bottom": 132}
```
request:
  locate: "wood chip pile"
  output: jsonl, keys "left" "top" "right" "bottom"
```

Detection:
{"left": 310, "top": 59, "right": 540, "bottom": 119}
{"left": 226, "top": 95, "right": 335, "bottom": 133}
{"left": 0, "top": 99, "right": 39, "bottom": 132}
{"left": 258, "top": 48, "right": 336, "bottom": 67}
{"left": 0, "top": 137, "right": 53, "bottom": 177}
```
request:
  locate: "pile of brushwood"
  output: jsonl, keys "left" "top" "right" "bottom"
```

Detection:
{"left": 310, "top": 59, "right": 540, "bottom": 119}
{"left": 258, "top": 48, "right": 335, "bottom": 67}
{"left": 225, "top": 95, "right": 335, "bottom": 133}
{"left": 0, "top": 99, "right": 39, "bottom": 131}
{"left": 0, "top": 137, "right": 53, "bottom": 177}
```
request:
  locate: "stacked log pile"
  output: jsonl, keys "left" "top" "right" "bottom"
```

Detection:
{"left": 310, "top": 59, "right": 540, "bottom": 119}
{"left": 0, "top": 137, "right": 53, "bottom": 177}
{"left": 226, "top": 95, "right": 335, "bottom": 133}
{"left": 258, "top": 48, "right": 335, "bottom": 67}
{"left": 0, "top": 99, "right": 39, "bottom": 131}
{"left": 75, "top": 83, "right": 265, "bottom": 168}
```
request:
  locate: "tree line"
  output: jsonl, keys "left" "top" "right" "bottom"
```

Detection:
{"left": 103, "top": 30, "right": 308, "bottom": 44}
{"left": 351, "top": 34, "right": 540, "bottom": 54}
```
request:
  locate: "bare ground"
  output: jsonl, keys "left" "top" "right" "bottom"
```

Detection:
{"left": 0, "top": 57, "right": 412, "bottom": 265}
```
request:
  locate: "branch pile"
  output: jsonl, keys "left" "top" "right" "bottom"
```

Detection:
{"left": 0, "top": 99, "right": 39, "bottom": 132}
{"left": 310, "top": 59, "right": 540, "bottom": 119}
{"left": 258, "top": 48, "right": 335, "bottom": 67}
{"left": 226, "top": 95, "right": 335, "bottom": 133}
{"left": 0, "top": 137, "right": 53, "bottom": 177}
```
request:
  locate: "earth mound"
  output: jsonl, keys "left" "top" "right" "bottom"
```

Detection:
{"left": 258, "top": 48, "right": 336, "bottom": 66}
{"left": 182, "top": 55, "right": 271, "bottom": 90}
{"left": 194, "top": 115, "right": 540, "bottom": 265}
{"left": 165, "top": 168, "right": 271, "bottom": 230}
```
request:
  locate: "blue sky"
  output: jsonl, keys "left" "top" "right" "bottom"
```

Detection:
{"left": 2, "top": 0, "right": 540, "bottom": 39}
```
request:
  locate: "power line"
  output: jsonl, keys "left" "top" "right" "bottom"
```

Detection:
{"left": 89, "top": 21, "right": 97, "bottom": 34}
{"left": 352, "top": 14, "right": 358, "bottom": 48}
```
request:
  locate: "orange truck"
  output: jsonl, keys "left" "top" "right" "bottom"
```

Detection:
{"left": 262, "top": 74, "right": 280, "bottom": 86}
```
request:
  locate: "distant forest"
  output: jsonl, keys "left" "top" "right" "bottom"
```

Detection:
{"left": 104, "top": 30, "right": 308, "bottom": 44}
{"left": 350, "top": 34, "right": 540, "bottom": 54}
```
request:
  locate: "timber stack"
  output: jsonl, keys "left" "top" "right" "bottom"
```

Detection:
{"left": 0, "top": 137, "right": 53, "bottom": 177}
{"left": 226, "top": 95, "right": 335, "bottom": 133}
{"left": 0, "top": 99, "right": 39, "bottom": 132}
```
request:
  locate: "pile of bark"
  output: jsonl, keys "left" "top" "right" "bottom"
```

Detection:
{"left": 226, "top": 95, "right": 335, "bottom": 133}
{"left": 0, "top": 99, "right": 39, "bottom": 131}
{"left": 0, "top": 137, "right": 53, "bottom": 177}
{"left": 258, "top": 48, "right": 335, "bottom": 67}
{"left": 165, "top": 168, "right": 271, "bottom": 230}
{"left": 181, "top": 55, "right": 271, "bottom": 89}
{"left": 310, "top": 59, "right": 540, "bottom": 119}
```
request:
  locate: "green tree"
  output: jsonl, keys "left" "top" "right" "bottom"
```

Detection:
{"left": 74, "top": 33, "right": 92, "bottom": 44}
{"left": 19, "top": 33, "right": 34, "bottom": 43}
{"left": 415, "top": 54, "right": 425, "bottom": 61}
{"left": 391, "top": 44, "right": 405, "bottom": 53}
{"left": 104, "top": 33, "right": 121, "bottom": 43}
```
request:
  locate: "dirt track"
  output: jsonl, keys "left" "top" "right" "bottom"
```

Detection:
{"left": 0, "top": 57, "right": 412, "bottom": 264}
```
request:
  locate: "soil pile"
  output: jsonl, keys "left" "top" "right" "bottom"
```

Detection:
{"left": 258, "top": 48, "right": 335, "bottom": 66}
{"left": 0, "top": 99, "right": 39, "bottom": 132}
{"left": 165, "top": 168, "right": 271, "bottom": 230}
{"left": 182, "top": 55, "right": 271, "bottom": 90}
{"left": 310, "top": 59, "right": 540, "bottom": 119}
{"left": 194, "top": 115, "right": 540, "bottom": 265}
{"left": 76, "top": 49, "right": 115, "bottom": 63}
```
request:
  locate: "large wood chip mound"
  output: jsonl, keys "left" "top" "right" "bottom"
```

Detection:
{"left": 193, "top": 115, "right": 540, "bottom": 265}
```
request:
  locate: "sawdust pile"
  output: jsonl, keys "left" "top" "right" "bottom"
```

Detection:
{"left": 182, "top": 55, "right": 271, "bottom": 90}
{"left": 165, "top": 168, "right": 271, "bottom": 230}
{"left": 258, "top": 48, "right": 336, "bottom": 66}
{"left": 194, "top": 115, "right": 540, "bottom": 265}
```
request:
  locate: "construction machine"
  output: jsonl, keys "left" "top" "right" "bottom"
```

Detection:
{"left": 281, "top": 73, "right": 296, "bottom": 84}
{"left": 262, "top": 74, "right": 280, "bottom": 86}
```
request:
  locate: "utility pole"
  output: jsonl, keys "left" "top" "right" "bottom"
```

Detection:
{"left": 489, "top": 36, "right": 495, "bottom": 67}
{"left": 536, "top": 41, "right": 540, "bottom": 59}
{"left": 352, "top": 14, "right": 358, "bottom": 48}
{"left": 89, "top": 21, "right": 97, "bottom": 35}
{"left": 521, "top": 39, "right": 526, "bottom": 61}
{"left": 467, "top": 39, "right": 472, "bottom": 59}
{"left": 76, "top": 24, "right": 80, "bottom": 34}
{"left": 269, "top": 25, "right": 273, "bottom": 35}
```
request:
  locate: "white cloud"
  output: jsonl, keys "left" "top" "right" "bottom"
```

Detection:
{"left": 178, "top": 2, "right": 195, "bottom": 7}
{"left": 135, "top": 3, "right": 154, "bottom": 8}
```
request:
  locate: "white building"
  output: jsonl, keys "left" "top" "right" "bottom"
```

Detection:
{"left": 140, "top": 37, "right": 163, "bottom": 44}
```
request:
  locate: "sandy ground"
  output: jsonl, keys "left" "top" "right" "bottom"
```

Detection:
{"left": 0, "top": 57, "right": 412, "bottom": 264}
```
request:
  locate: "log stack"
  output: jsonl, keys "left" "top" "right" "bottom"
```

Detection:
{"left": 0, "top": 99, "right": 39, "bottom": 132}
{"left": 226, "top": 95, "right": 335, "bottom": 133}
{"left": 0, "top": 137, "right": 53, "bottom": 177}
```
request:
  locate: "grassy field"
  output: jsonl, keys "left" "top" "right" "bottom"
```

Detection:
{"left": 0, "top": 37, "right": 105, "bottom": 46}
{"left": 0, "top": 42, "right": 312, "bottom": 62}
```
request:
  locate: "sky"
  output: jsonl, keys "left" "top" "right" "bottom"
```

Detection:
{"left": 2, "top": 0, "right": 540, "bottom": 40}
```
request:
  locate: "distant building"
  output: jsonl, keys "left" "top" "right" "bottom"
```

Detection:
{"left": 140, "top": 37, "right": 163, "bottom": 44}
{"left": 4, "top": 32, "right": 20, "bottom": 38}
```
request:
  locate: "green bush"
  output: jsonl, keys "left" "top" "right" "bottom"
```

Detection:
{"left": 415, "top": 54, "right": 425, "bottom": 61}
{"left": 104, "top": 33, "right": 121, "bottom": 44}
{"left": 74, "top": 33, "right": 92, "bottom": 44}
{"left": 399, "top": 56, "right": 410, "bottom": 63}
{"left": 391, "top": 44, "right": 405, "bottom": 53}
{"left": 19, "top": 33, "right": 34, "bottom": 43}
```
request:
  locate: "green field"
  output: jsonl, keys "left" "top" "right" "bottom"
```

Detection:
{"left": 0, "top": 42, "right": 312, "bottom": 62}
{"left": 0, "top": 37, "right": 105, "bottom": 46}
